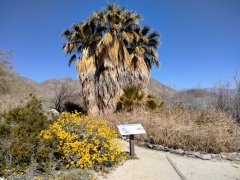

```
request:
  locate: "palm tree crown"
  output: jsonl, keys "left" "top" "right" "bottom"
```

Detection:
{"left": 62, "top": 3, "right": 160, "bottom": 69}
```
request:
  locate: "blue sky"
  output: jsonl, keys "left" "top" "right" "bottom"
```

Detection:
{"left": 0, "top": 0, "right": 239, "bottom": 90}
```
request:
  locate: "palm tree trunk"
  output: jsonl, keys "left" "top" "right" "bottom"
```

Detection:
{"left": 77, "top": 38, "right": 150, "bottom": 115}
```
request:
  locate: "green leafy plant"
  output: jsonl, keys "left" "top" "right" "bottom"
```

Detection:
{"left": 146, "top": 94, "right": 164, "bottom": 110}
{"left": 117, "top": 84, "right": 164, "bottom": 111}
{"left": 0, "top": 94, "right": 50, "bottom": 176}
{"left": 117, "top": 84, "right": 146, "bottom": 111}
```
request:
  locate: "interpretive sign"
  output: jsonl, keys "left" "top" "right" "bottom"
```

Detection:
{"left": 117, "top": 124, "right": 146, "bottom": 157}
{"left": 117, "top": 124, "right": 146, "bottom": 135}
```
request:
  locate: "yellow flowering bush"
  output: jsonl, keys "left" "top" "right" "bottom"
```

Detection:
{"left": 39, "top": 112, "right": 127, "bottom": 171}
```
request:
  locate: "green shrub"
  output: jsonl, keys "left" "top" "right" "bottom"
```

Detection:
{"left": 117, "top": 84, "right": 164, "bottom": 111}
{"left": 146, "top": 94, "right": 164, "bottom": 110}
{"left": 0, "top": 94, "right": 50, "bottom": 176}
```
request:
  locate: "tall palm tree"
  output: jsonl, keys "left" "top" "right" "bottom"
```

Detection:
{"left": 62, "top": 3, "right": 160, "bottom": 115}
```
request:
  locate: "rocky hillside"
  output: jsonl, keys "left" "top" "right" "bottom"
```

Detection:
{"left": 0, "top": 75, "right": 220, "bottom": 113}
{"left": 148, "top": 78, "right": 177, "bottom": 102}
{"left": 15, "top": 76, "right": 176, "bottom": 99}
{"left": 172, "top": 89, "right": 218, "bottom": 110}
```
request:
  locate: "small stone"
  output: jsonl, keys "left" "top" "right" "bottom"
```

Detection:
{"left": 211, "top": 154, "right": 219, "bottom": 158}
{"left": 153, "top": 145, "right": 165, "bottom": 151}
{"left": 211, "top": 154, "right": 221, "bottom": 161}
{"left": 175, "top": 149, "right": 185, "bottom": 155}
{"left": 220, "top": 152, "right": 228, "bottom": 160}
{"left": 194, "top": 152, "right": 202, "bottom": 158}
{"left": 144, "top": 142, "right": 150, "bottom": 147}
{"left": 163, "top": 147, "right": 170, "bottom": 152}
{"left": 146, "top": 143, "right": 153, "bottom": 149}
{"left": 201, "top": 154, "right": 211, "bottom": 160}
{"left": 169, "top": 148, "right": 175, "bottom": 153}
{"left": 220, "top": 152, "right": 238, "bottom": 161}
{"left": 185, "top": 151, "right": 194, "bottom": 156}
{"left": 229, "top": 152, "right": 240, "bottom": 162}
{"left": 233, "top": 156, "right": 240, "bottom": 162}
{"left": 137, "top": 141, "right": 146, "bottom": 147}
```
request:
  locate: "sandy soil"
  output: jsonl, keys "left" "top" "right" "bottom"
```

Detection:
{"left": 97, "top": 141, "right": 240, "bottom": 180}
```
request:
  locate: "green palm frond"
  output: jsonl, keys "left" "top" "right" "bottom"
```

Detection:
{"left": 148, "top": 38, "right": 159, "bottom": 49}
{"left": 62, "top": 19, "right": 103, "bottom": 66}
{"left": 118, "top": 84, "right": 164, "bottom": 111}
{"left": 148, "top": 31, "right": 160, "bottom": 40}
{"left": 128, "top": 24, "right": 160, "bottom": 69}
{"left": 142, "top": 26, "right": 151, "bottom": 36}
{"left": 68, "top": 54, "right": 77, "bottom": 67}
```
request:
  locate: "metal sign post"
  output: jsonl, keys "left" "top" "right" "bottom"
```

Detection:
{"left": 129, "top": 134, "right": 135, "bottom": 157}
{"left": 117, "top": 124, "right": 146, "bottom": 157}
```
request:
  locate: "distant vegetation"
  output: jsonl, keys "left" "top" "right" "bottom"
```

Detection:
{"left": 0, "top": 49, "right": 15, "bottom": 94}
{"left": 173, "top": 72, "right": 240, "bottom": 123}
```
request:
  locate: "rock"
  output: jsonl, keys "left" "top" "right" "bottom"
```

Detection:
{"left": 153, "top": 145, "right": 165, "bottom": 151}
{"left": 194, "top": 152, "right": 202, "bottom": 158}
{"left": 48, "top": 109, "right": 60, "bottom": 119}
{"left": 228, "top": 152, "right": 240, "bottom": 162}
{"left": 220, "top": 152, "right": 229, "bottom": 160}
{"left": 164, "top": 147, "right": 170, "bottom": 152}
{"left": 169, "top": 148, "right": 175, "bottom": 153}
{"left": 220, "top": 152, "right": 239, "bottom": 161}
{"left": 211, "top": 154, "right": 222, "bottom": 161}
{"left": 193, "top": 152, "right": 211, "bottom": 160}
{"left": 185, "top": 151, "right": 194, "bottom": 155}
{"left": 211, "top": 154, "right": 220, "bottom": 158}
{"left": 234, "top": 156, "right": 240, "bottom": 162}
{"left": 137, "top": 141, "right": 146, "bottom": 147}
{"left": 175, "top": 149, "right": 185, "bottom": 155}
{"left": 144, "top": 142, "right": 153, "bottom": 149}
{"left": 185, "top": 151, "right": 195, "bottom": 157}
{"left": 201, "top": 154, "right": 212, "bottom": 160}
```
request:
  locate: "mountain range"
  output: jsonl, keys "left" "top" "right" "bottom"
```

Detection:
{"left": 0, "top": 76, "right": 218, "bottom": 113}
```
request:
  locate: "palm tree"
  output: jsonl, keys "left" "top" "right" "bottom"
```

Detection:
{"left": 117, "top": 84, "right": 146, "bottom": 111}
{"left": 62, "top": 3, "right": 160, "bottom": 115}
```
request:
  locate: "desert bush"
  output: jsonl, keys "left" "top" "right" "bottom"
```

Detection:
{"left": 0, "top": 49, "right": 15, "bottom": 94}
{"left": 0, "top": 94, "right": 50, "bottom": 176}
{"left": 146, "top": 94, "right": 164, "bottom": 110}
{"left": 102, "top": 107, "right": 240, "bottom": 154}
{"left": 39, "top": 111, "right": 127, "bottom": 172}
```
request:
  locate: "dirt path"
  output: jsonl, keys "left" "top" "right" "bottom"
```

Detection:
{"left": 97, "top": 141, "right": 240, "bottom": 180}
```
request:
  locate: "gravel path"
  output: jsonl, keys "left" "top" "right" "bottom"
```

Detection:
{"left": 97, "top": 141, "right": 240, "bottom": 180}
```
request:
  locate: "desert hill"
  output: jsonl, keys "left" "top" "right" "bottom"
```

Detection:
{"left": 0, "top": 75, "right": 219, "bottom": 113}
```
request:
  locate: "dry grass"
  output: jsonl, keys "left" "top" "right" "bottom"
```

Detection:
{"left": 99, "top": 107, "right": 240, "bottom": 154}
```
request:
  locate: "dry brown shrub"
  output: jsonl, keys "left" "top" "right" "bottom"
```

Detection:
{"left": 99, "top": 107, "right": 240, "bottom": 153}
